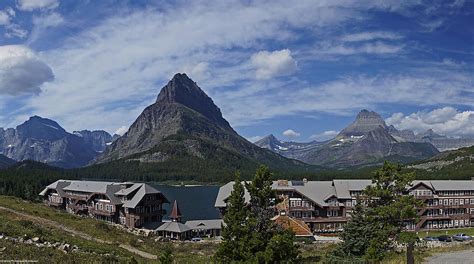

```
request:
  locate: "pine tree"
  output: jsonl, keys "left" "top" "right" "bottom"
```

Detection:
{"left": 214, "top": 172, "right": 251, "bottom": 262}
{"left": 330, "top": 162, "right": 422, "bottom": 262}
{"left": 215, "top": 167, "right": 300, "bottom": 263}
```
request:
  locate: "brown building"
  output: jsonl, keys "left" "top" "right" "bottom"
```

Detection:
{"left": 39, "top": 180, "right": 169, "bottom": 228}
{"left": 215, "top": 179, "right": 474, "bottom": 233}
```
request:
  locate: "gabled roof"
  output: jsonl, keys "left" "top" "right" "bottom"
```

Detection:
{"left": 185, "top": 219, "right": 224, "bottom": 230}
{"left": 214, "top": 181, "right": 251, "bottom": 208}
{"left": 332, "top": 180, "right": 372, "bottom": 199}
{"left": 157, "top": 222, "right": 191, "bottom": 233}
{"left": 62, "top": 181, "right": 122, "bottom": 194}
{"left": 40, "top": 180, "right": 168, "bottom": 208}
{"left": 39, "top": 180, "right": 71, "bottom": 197}
{"left": 122, "top": 184, "right": 168, "bottom": 208}
{"left": 115, "top": 183, "right": 142, "bottom": 196}
{"left": 272, "top": 215, "right": 312, "bottom": 237}
{"left": 429, "top": 180, "right": 474, "bottom": 191}
{"left": 169, "top": 200, "right": 182, "bottom": 220}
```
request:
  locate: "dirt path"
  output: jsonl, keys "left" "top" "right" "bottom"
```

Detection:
{"left": 0, "top": 206, "right": 158, "bottom": 260}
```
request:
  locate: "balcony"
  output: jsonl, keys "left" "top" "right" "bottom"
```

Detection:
{"left": 89, "top": 208, "right": 115, "bottom": 216}
{"left": 68, "top": 204, "right": 88, "bottom": 212}
{"left": 289, "top": 206, "right": 315, "bottom": 211}
{"left": 301, "top": 216, "right": 348, "bottom": 223}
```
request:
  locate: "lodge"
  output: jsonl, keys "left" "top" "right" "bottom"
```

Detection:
{"left": 215, "top": 179, "right": 474, "bottom": 233}
{"left": 39, "top": 180, "right": 169, "bottom": 228}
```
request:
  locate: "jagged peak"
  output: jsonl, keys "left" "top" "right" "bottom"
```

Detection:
{"left": 155, "top": 73, "right": 230, "bottom": 127}
{"left": 356, "top": 109, "right": 383, "bottom": 120}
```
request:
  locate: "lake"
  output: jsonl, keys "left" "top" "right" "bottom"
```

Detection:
{"left": 152, "top": 184, "right": 221, "bottom": 222}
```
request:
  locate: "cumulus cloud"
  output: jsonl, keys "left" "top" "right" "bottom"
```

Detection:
{"left": 17, "top": 0, "right": 59, "bottom": 11}
{"left": 283, "top": 129, "right": 300, "bottom": 138}
{"left": 114, "top": 126, "right": 128, "bottom": 136}
{"left": 250, "top": 49, "right": 297, "bottom": 80}
{"left": 386, "top": 107, "right": 474, "bottom": 137}
{"left": 0, "top": 45, "right": 54, "bottom": 95}
{"left": 310, "top": 130, "right": 339, "bottom": 141}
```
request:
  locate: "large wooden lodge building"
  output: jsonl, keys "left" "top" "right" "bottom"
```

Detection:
{"left": 40, "top": 180, "right": 169, "bottom": 228}
{"left": 215, "top": 179, "right": 474, "bottom": 232}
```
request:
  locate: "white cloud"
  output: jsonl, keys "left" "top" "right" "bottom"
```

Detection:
{"left": 0, "top": 10, "right": 12, "bottom": 25}
{"left": 310, "top": 130, "right": 338, "bottom": 141}
{"left": 114, "top": 126, "right": 128, "bottom": 136}
{"left": 386, "top": 107, "right": 474, "bottom": 137}
{"left": 17, "top": 0, "right": 59, "bottom": 11}
{"left": 5, "top": 24, "right": 28, "bottom": 38}
{"left": 222, "top": 71, "right": 473, "bottom": 127}
{"left": 250, "top": 49, "right": 297, "bottom": 80}
{"left": 247, "top": 136, "right": 263, "bottom": 143}
{"left": 283, "top": 129, "right": 300, "bottom": 138}
{"left": 341, "top": 31, "right": 403, "bottom": 42}
{"left": 317, "top": 41, "right": 403, "bottom": 56}
{"left": 0, "top": 45, "right": 54, "bottom": 95}
{"left": 5, "top": 0, "right": 470, "bottom": 133}
{"left": 27, "top": 12, "right": 64, "bottom": 44}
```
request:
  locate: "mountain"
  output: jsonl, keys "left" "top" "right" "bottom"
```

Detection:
{"left": 0, "top": 116, "right": 97, "bottom": 168}
{"left": 74, "top": 130, "right": 113, "bottom": 153}
{"left": 0, "top": 154, "right": 15, "bottom": 169}
{"left": 256, "top": 110, "right": 439, "bottom": 168}
{"left": 94, "top": 73, "right": 314, "bottom": 176}
{"left": 255, "top": 135, "right": 326, "bottom": 161}
{"left": 415, "top": 129, "right": 474, "bottom": 151}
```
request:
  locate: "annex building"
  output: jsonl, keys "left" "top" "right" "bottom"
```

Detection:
{"left": 215, "top": 179, "right": 474, "bottom": 232}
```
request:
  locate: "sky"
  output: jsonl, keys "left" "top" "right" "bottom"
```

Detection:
{"left": 0, "top": 0, "right": 473, "bottom": 142}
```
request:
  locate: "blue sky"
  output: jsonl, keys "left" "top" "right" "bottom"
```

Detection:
{"left": 0, "top": 0, "right": 473, "bottom": 142}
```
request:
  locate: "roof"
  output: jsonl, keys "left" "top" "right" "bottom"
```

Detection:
{"left": 185, "top": 219, "right": 224, "bottom": 230}
{"left": 115, "top": 183, "right": 142, "bottom": 196}
{"left": 123, "top": 184, "right": 168, "bottom": 208}
{"left": 169, "top": 200, "right": 182, "bottom": 220}
{"left": 39, "top": 180, "right": 168, "bottom": 208}
{"left": 157, "top": 222, "right": 191, "bottom": 233}
{"left": 272, "top": 215, "right": 312, "bottom": 237}
{"left": 39, "top": 180, "right": 71, "bottom": 197}
{"left": 214, "top": 181, "right": 250, "bottom": 208}
{"left": 333, "top": 180, "right": 372, "bottom": 199}
{"left": 429, "top": 181, "right": 474, "bottom": 191}
{"left": 62, "top": 181, "right": 122, "bottom": 194}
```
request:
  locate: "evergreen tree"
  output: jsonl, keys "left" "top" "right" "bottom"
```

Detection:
{"left": 330, "top": 162, "right": 422, "bottom": 262}
{"left": 215, "top": 166, "right": 300, "bottom": 263}
{"left": 214, "top": 172, "right": 251, "bottom": 262}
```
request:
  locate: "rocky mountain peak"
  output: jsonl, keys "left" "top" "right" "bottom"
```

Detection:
{"left": 155, "top": 73, "right": 229, "bottom": 127}
{"left": 16, "top": 115, "right": 67, "bottom": 140}
{"left": 338, "top": 109, "right": 387, "bottom": 137}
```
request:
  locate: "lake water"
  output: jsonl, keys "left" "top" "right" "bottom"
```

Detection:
{"left": 152, "top": 184, "right": 221, "bottom": 222}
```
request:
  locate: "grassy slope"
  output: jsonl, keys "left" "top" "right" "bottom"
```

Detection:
{"left": 406, "top": 146, "right": 474, "bottom": 180}
{"left": 0, "top": 196, "right": 215, "bottom": 263}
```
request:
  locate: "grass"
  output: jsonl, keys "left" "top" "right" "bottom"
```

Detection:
{"left": 0, "top": 195, "right": 218, "bottom": 263}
